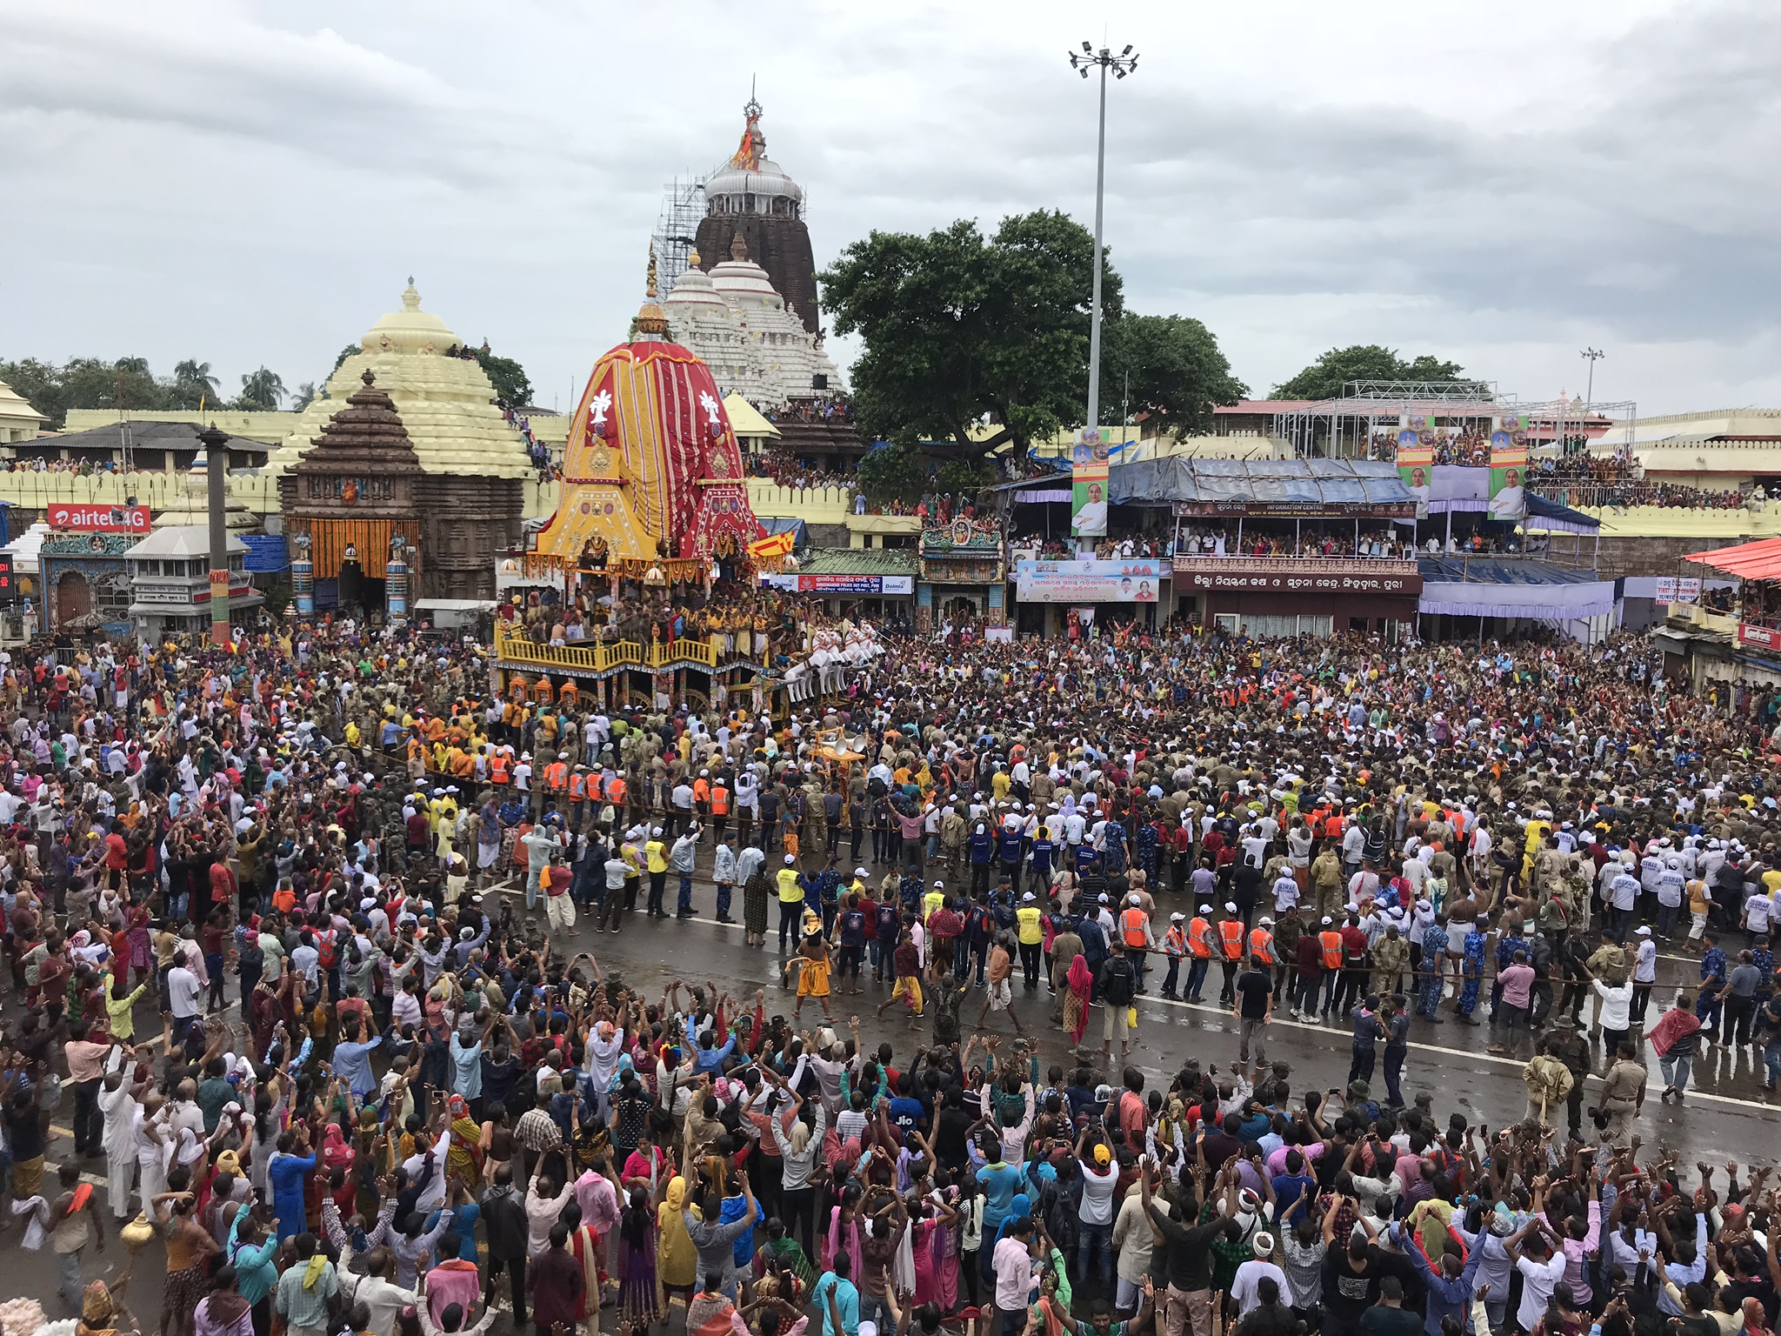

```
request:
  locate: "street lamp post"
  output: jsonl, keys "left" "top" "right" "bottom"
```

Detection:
{"left": 1069, "top": 41, "right": 1138, "bottom": 438}
{"left": 1580, "top": 347, "right": 1604, "bottom": 410}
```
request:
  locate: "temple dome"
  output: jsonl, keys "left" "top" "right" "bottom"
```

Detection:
{"left": 705, "top": 153, "right": 804, "bottom": 207}
{"left": 664, "top": 255, "right": 728, "bottom": 314}
{"left": 266, "top": 282, "right": 534, "bottom": 480}
{"left": 703, "top": 98, "right": 805, "bottom": 219}
{"left": 363, "top": 281, "right": 459, "bottom": 354}
{"left": 708, "top": 234, "right": 782, "bottom": 306}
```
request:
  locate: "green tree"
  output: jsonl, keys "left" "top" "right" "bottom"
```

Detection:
{"left": 332, "top": 344, "right": 361, "bottom": 374}
{"left": 60, "top": 357, "right": 168, "bottom": 415}
{"left": 934, "top": 459, "right": 994, "bottom": 497}
{"left": 820, "top": 209, "right": 1120, "bottom": 460}
{"left": 290, "top": 382, "right": 317, "bottom": 412}
{"left": 1100, "top": 314, "right": 1248, "bottom": 438}
{"left": 854, "top": 442, "right": 927, "bottom": 505}
{"left": 0, "top": 355, "right": 179, "bottom": 427}
{"left": 474, "top": 348, "right": 532, "bottom": 408}
{"left": 1272, "top": 344, "right": 1468, "bottom": 400}
{"left": 236, "top": 367, "right": 286, "bottom": 410}
{"left": 170, "top": 359, "right": 220, "bottom": 408}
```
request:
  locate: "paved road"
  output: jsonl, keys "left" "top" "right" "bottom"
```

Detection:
{"left": 3, "top": 861, "right": 1772, "bottom": 1320}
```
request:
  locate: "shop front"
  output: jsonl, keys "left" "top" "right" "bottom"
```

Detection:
{"left": 917, "top": 517, "right": 1006, "bottom": 633}
{"left": 1173, "top": 555, "right": 1422, "bottom": 637}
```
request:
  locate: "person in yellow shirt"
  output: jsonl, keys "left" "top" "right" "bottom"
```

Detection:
{"left": 775, "top": 855, "right": 806, "bottom": 951}
{"left": 922, "top": 880, "right": 946, "bottom": 922}
{"left": 991, "top": 769, "right": 1013, "bottom": 803}
{"left": 645, "top": 828, "right": 669, "bottom": 918}
{"left": 1015, "top": 892, "right": 1045, "bottom": 988}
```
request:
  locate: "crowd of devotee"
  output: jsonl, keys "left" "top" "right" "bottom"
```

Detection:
{"left": 3, "top": 613, "right": 1781, "bottom": 1336}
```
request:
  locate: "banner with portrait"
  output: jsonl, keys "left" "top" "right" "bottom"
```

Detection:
{"left": 1487, "top": 416, "right": 1528, "bottom": 521}
{"left": 1015, "top": 559, "right": 1161, "bottom": 602}
{"left": 1396, "top": 440, "right": 1433, "bottom": 518}
{"left": 1071, "top": 429, "right": 1110, "bottom": 537}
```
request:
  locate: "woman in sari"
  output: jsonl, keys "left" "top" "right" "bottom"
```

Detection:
{"left": 317, "top": 1122, "right": 356, "bottom": 1215}
{"left": 656, "top": 1176, "right": 698, "bottom": 1310}
{"left": 751, "top": 1216, "right": 815, "bottom": 1297}
{"left": 742, "top": 865, "right": 770, "bottom": 948}
{"left": 822, "top": 1181, "right": 864, "bottom": 1280}
{"left": 1063, "top": 954, "right": 1094, "bottom": 1048}
{"left": 616, "top": 1185, "right": 664, "bottom": 1326}
{"left": 444, "top": 1095, "right": 483, "bottom": 1189}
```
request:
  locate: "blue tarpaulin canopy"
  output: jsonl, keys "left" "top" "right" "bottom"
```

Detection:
{"left": 1523, "top": 494, "right": 1601, "bottom": 534}
{"left": 1417, "top": 556, "right": 1615, "bottom": 619}
{"left": 1107, "top": 457, "right": 1414, "bottom": 511}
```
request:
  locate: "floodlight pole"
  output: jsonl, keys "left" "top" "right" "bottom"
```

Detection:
{"left": 1581, "top": 347, "right": 1604, "bottom": 412}
{"left": 1069, "top": 42, "right": 1138, "bottom": 437}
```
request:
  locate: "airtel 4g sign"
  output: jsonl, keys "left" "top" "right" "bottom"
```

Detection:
{"left": 47, "top": 503, "right": 152, "bottom": 534}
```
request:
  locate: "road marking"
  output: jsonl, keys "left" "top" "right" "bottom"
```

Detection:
{"left": 570, "top": 908, "right": 1781, "bottom": 1113}
{"left": 1121, "top": 993, "right": 1781, "bottom": 1110}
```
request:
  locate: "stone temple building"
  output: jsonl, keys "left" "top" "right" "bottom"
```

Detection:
{"left": 278, "top": 369, "right": 520, "bottom": 605}
{"left": 692, "top": 95, "right": 822, "bottom": 338}
{"left": 266, "top": 282, "right": 531, "bottom": 600}
{"left": 663, "top": 233, "right": 843, "bottom": 409}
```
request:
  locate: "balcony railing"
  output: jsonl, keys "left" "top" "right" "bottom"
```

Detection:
{"left": 1173, "top": 554, "right": 1420, "bottom": 575}
{"left": 493, "top": 624, "right": 723, "bottom": 673}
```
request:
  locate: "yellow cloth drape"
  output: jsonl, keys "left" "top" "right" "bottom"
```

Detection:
{"left": 295, "top": 518, "right": 420, "bottom": 580}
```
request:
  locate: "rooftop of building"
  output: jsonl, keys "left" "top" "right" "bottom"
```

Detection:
{"left": 795, "top": 547, "right": 918, "bottom": 576}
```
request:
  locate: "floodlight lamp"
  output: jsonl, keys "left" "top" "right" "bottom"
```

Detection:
{"left": 1115, "top": 67, "right": 1126, "bottom": 78}
{"left": 1122, "top": 44, "right": 1132, "bottom": 55}
{"left": 1082, "top": 40, "right": 1092, "bottom": 52}
{"left": 1079, "top": 66, "right": 1089, "bottom": 77}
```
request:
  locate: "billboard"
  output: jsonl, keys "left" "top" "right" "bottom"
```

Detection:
{"left": 241, "top": 535, "right": 289, "bottom": 573}
{"left": 1071, "top": 429, "right": 1109, "bottom": 537}
{"left": 1396, "top": 438, "right": 1434, "bottom": 518}
{"left": 47, "top": 503, "right": 151, "bottom": 534}
{"left": 763, "top": 574, "right": 914, "bottom": 595}
{"left": 1015, "top": 559, "right": 1161, "bottom": 602}
{"left": 1488, "top": 417, "right": 1527, "bottom": 520}
{"left": 1740, "top": 623, "right": 1781, "bottom": 652}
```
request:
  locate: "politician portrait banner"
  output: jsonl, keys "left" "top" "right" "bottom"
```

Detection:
{"left": 1488, "top": 416, "right": 1527, "bottom": 520}
{"left": 1071, "top": 430, "right": 1110, "bottom": 537}
{"left": 1396, "top": 439, "right": 1433, "bottom": 518}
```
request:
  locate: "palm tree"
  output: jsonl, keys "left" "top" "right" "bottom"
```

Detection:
{"left": 290, "top": 382, "right": 317, "bottom": 412}
{"left": 174, "top": 359, "right": 220, "bottom": 398}
{"left": 237, "top": 367, "right": 286, "bottom": 410}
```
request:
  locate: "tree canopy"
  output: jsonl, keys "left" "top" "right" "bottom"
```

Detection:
{"left": 1101, "top": 315, "right": 1248, "bottom": 439}
{"left": 0, "top": 356, "right": 300, "bottom": 426}
{"left": 821, "top": 210, "right": 1245, "bottom": 459}
{"left": 854, "top": 441, "right": 926, "bottom": 505}
{"left": 473, "top": 348, "right": 532, "bottom": 409}
{"left": 237, "top": 367, "right": 287, "bottom": 410}
{"left": 820, "top": 210, "right": 1120, "bottom": 460}
{"left": 1272, "top": 344, "right": 1468, "bottom": 400}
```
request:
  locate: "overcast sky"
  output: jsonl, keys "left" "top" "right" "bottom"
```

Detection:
{"left": 2, "top": 0, "right": 1777, "bottom": 419}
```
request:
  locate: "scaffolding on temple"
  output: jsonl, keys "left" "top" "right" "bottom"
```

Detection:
{"left": 651, "top": 174, "right": 705, "bottom": 298}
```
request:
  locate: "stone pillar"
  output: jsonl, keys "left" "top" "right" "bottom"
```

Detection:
{"left": 386, "top": 551, "right": 409, "bottom": 622}
{"left": 197, "top": 425, "right": 230, "bottom": 645}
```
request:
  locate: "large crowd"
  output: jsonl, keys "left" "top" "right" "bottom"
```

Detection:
{"left": 2, "top": 620, "right": 1781, "bottom": 1336}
